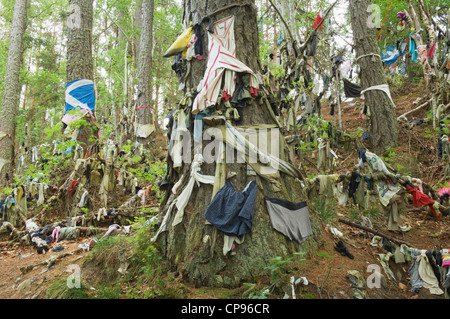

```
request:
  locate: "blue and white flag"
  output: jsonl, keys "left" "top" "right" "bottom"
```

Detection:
{"left": 381, "top": 46, "right": 399, "bottom": 65}
{"left": 64, "top": 79, "right": 96, "bottom": 115}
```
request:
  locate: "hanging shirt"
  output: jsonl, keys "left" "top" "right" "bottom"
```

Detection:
{"left": 406, "top": 186, "right": 441, "bottom": 220}
{"left": 192, "top": 15, "right": 259, "bottom": 114}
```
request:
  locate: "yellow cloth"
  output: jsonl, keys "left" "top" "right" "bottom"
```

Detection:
{"left": 163, "top": 26, "right": 193, "bottom": 58}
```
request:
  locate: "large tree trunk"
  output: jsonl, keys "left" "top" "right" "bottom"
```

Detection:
{"left": 65, "top": 0, "right": 94, "bottom": 149}
{"left": 66, "top": 0, "right": 94, "bottom": 83}
{"left": 155, "top": 0, "right": 320, "bottom": 288}
{"left": 136, "top": 0, "right": 155, "bottom": 146}
{"left": 349, "top": 0, "right": 398, "bottom": 155}
{"left": 0, "top": 0, "right": 28, "bottom": 186}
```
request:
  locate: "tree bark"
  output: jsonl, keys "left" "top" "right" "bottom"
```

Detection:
{"left": 136, "top": 0, "right": 155, "bottom": 145}
{"left": 349, "top": 0, "right": 398, "bottom": 155}
{"left": 0, "top": 0, "right": 28, "bottom": 185}
{"left": 156, "top": 0, "right": 318, "bottom": 288}
{"left": 66, "top": 0, "right": 94, "bottom": 83}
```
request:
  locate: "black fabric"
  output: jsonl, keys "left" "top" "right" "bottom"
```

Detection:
{"left": 193, "top": 23, "right": 203, "bottom": 57}
{"left": 343, "top": 79, "right": 361, "bottom": 98}
{"left": 204, "top": 180, "right": 257, "bottom": 239}
{"left": 172, "top": 53, "right": 187, "bottom": 83}
{"left": 426, "top": 250, "right": 441, "bottom": 282}
{"left": 231, "top": 73, "right": 252, "bottom": 108}
{"left": 305, "top": 30, "right": 318, "bottom": 57}
{"left": 348, "top": 171, "right": 361, "bottom": 204}
{"left": 335, "top": 239, "right": 354, "bottom": 259}
{"left": 330, "top": 103, "right": 335, "bottom": 116}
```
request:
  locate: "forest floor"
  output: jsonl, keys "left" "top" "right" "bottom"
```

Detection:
{"left": 0, "top": 82, "right": 449, "bottom": 300}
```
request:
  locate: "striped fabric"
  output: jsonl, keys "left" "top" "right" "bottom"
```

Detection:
{"left": 192, "top": 15, "right": 258, "bottom": 114}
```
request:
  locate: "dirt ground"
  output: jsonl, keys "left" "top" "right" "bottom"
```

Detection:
{"left": 0, "top": 83, "right": 449, "bottom": 300}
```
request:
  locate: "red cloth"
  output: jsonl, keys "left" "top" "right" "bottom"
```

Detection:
{"left": 250, "top": 86, "right": 258, "bottom": 97}
{"left": 406, "top": 186, "right": 441, "bottom": 220}
{"left": 222, "top": 91, "right": 232, "bottom": 102}
{"left": 428, "top": 42, "right": 436, "bottom": 59}
{"left": 69, "top": 180, "right": 80, "bottom": 197}
{"left": 313, "top": 8, "right": 324, "bottom": 30}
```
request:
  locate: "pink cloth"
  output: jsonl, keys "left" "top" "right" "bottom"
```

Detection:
{"left": 52, "top": 226, "right": 61, "bottom": 243}
{"left": 438, "top": 187, "right": 450, "bottom": 196}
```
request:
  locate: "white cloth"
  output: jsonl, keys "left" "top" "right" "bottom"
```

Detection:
{"left": 151, "top": 201, "right": 176, "bottom": 242}
{"left": 365, "top": 151, "right": 391, "bottom": 175}
{"left": 376, "top": 180, "right": 401, "bottom": 207}
{"left": 171, "top": 110, "right": 188, "bottom": 168}
{"left": 37, "top": 183, "right": 48, "bottom": 206}
{"left": 223, "top": 234, "right": 245, "bottom": 256}
{"left": 192, "top": 15, "right": 258, "bottom": 114}
{"left": 417, "top": 252, "right": 444, "bottom": 295}
{"left": 172, "top": 154, "right": 215, "bottom": 226}
{"left": 361, "top": 84, "right": 395, "bottom": 108}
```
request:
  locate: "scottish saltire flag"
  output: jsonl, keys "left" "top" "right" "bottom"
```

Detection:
{"left": 381, "top": 46, "right": 399, "bottom": 65}
{"left": 62, "top": 79, "right": 96, "bottom": 125}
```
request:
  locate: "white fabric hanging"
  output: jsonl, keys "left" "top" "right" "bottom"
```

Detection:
{"left": 172, "top": 154, "right": 215, "bottom": 226}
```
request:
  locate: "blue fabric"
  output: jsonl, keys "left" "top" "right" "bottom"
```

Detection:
{"left": 381, "top": 46, "right": 399, "bottom": 65}
{"left": 409, "top": 32, "right": 418, "bottom": 63}
{"left": 401, "top": 61, "right": 406, "bottom": 75}
{"left": 194, "top": 109, "right": 211, "bottom": 143}
{"left": 204, "top": 180, "right": 257, "bottom": 238}
{"left": 277, "top": 34, "right": 284, "bottom": 45}
{"left": 64, "top": 79, "right": 96, "bottom": 115}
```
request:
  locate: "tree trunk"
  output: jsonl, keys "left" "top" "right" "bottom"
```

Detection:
{"left": 0, "top": 0, "right": 28, "bottom": 185}
{"left": 136, "top": 0, "right": 155, "bottom": 145}
{"left": 66, "top": 0, "right": 94, "bottom": 83}
{"left": 65, "top": 0, "right": 94, "bottom": 149}
{"left": 349, "top": 0, "right": 398, "bottom": 155}
{"left": 156, "top": 0, "right": 319, "bottom": 288}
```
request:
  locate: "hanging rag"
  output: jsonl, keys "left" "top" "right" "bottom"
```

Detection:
{"left": 405, "top": 186, "right": 441, "bottom": 220}
{"left": 163, "top": 26, "right": 193, "bottom": 58}
{"left": 313, "top": 7, "right": 324, "bottom": 30}
{"left": 62, "top": 79, "right": 96, "bottom": 126}
{"left": 417, "top": 252, "right": 444, "bottom": 295}
{"left": 192, "top": 16, "right": 259, "bottom": 114}
{"left": 409, "top": 31, "right": 418, "bottom": 63}
{"left": 381, "top": 46, "right": 399, "bottom": 65}
{"left": 364, "top": 151, "right": 391, "bottom": 175}
{"left": 376, "top": 180, "right": 401, "bottom": 207}
{"left": 204, "top": 180, "right": 257, "bottom": 239}
{"left": 264, "top": 197, "right": 313, "bottom": 245}
{"left": 172, "top": 154, "right": 215, "bottom": 226}
{"left": 343, "top": 79, "right": 361, "bottom": 98}
{"left": 305, "top": 30, "right": 318, "bottom": 57}
{"left": 428, "top": 42, "right": 436, "bottom": 59}
{"left": 193, "top": 23, "right": 204, "bottom": 60}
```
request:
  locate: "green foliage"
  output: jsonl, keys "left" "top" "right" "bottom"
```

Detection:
{"left": 46, "top": 279, "right": 89, "bottom": 299}
{"left": 313, "top": 197, "right": 336, "bottom": 223}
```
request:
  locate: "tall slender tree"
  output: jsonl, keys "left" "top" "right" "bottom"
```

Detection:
{"left": 66, "top": 0, "right": 94, "bottom": 83}
{"left": 136, "top": 0, "right": 155, "bottom": 145}
{"left": 0, "top": 0, "right": 28, "bottom": 185}
{"left": 349, "top": 0, "right": 398, "bottom": 155}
